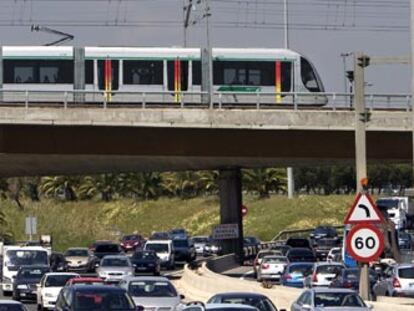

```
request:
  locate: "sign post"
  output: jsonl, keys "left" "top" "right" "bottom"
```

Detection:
{"left": 344, "top": 178, "right": 385, "bottom": 301}
{"left": 25, "top": 216, "right": 37, "bottom": 241}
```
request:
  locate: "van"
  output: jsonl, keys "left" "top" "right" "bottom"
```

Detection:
{"left": 143, "top": 240, "right": 175, "bottom": 269}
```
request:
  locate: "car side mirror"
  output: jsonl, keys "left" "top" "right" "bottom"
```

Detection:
{"left": 367, "top": 304, "right": 374, "bottom": 310}
{"left": 302, "top": 304, "right": 312, "bottom": 311}
{"left": 180, "top": 294, "right": 185, "bottom": 300}
{"left": 136, "top": 306, "right": 145, "bottom": 311}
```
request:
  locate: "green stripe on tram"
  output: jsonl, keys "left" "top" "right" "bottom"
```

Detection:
{"left": 217, "top": 86, "right": 262, "bottom": 92}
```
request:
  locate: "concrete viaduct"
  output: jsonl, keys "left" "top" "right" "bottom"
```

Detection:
{"left": 0, "top": 106, "right": 412, "bottom": 257}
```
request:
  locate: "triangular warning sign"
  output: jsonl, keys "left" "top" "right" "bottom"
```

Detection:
{"left": 344, "top": 193, "right": 385, "bottom": 224}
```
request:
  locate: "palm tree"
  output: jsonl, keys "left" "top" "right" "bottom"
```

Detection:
{"left": 78, "top": 174, "right": 119, "bottom": 201}
{"left": 39, "top": 176, "right": 80, "bottom": 201}
{"left": 118, "top": 172, "right": 163, "bottom": 200}
{"left": 243, "top": 168, "right": 287, "bottom": 198}
{"left": 161, "top": 171, "right": 205, "bottom": 199}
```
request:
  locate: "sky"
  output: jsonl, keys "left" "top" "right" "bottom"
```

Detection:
{"left": 0, "top": 0, "right": 410, "bottom": 93}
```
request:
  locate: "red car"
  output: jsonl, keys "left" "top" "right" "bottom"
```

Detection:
{"left": 66, "top": 277, "right": 105, "bottom": 286}
{"left": 120, "top": 234, "right": 145, "bottom": 252}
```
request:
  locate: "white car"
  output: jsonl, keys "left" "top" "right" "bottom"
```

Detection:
{"left": 36, "top": 272, "right": 79, "bottom": 310}
{"left": 327, "top": 247, "right": 341, "bottom": 261}
{"left": 144, "top": 240, "right": 175, "bottom": 269}
{"left": 257, "top": 255, "right": 288, "bottom": 282}
{"left": 373, "top": 264, "right": 414, "bottom": 297}
{"left": 304, "top": 262, "right": 345, "bottom": 287}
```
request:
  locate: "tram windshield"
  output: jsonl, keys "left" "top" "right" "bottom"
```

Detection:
{"left": 301, "top": 57, "right": 324, "bottom": 92}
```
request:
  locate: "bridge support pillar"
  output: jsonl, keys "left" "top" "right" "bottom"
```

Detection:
{"left": 218, "top": 168, "right": 244, "bottom": 263}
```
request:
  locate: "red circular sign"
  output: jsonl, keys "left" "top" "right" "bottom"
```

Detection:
{"left": 241, "top": 205, "right": 248, "bottom": 217}
{"left": 346, "top": 224, "right": 384, "bottom": 263}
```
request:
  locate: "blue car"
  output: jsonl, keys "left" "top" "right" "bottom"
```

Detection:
{"left": 281, "top": 262, "right": 314, "bottom": 288}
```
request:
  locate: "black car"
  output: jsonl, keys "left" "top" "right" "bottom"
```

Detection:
{"left": 310, "top": 226, "right": 338, "bottom": 241}
{"left": 270, "top": 245, "right": 291, "bottom": 256}
{"left": 398, "top": 231, "right": 413, "bottom": 250}
{"left": 55, "top": 285, "right": 136, "bottom": 311}
{"left": 243, "top": 236, "right": 261, "bottom": 248}
{"left": 50, "top": 252, "right": 68, "bottom": 272}
{"left": 207, "top": 292, "right": 280, "bottom": 311}
{"left": 313, "top": 238, "right": 341, "bottom": 260}
{"left": 172, "top": 237, "right": 196, "bottom": 262}
{"left": 150, "top": 231, "right": 172, "bottom": 240}
{"left": 93, "top": 243, "right": 123, "bottom": 261}
{"left": 330, "top": 268, "right": 378, "bottom": 296}
{"left": 286, "top": 238, "right": 312, "bottom": 250}
{"left": 286, "top": 248, "right": 316, "bottom": 262}
{"left": 0, "top": 301, "right": 28, "bottom": 311}
{"left": 12, "top": 265, "right": 50, "bottom": 301}
{"left": 130, "top": 250, "right": 161, "bottom": 275}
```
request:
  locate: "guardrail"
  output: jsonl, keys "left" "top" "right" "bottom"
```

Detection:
{"left": 0, "top": 89, "right": 411, "bottom": 111}
{"left": 271, "top": 225, "right": 344, "bottom": 241}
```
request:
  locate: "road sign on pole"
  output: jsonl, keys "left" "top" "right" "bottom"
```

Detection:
{"left": 25, "top": 216, "right": 37, "bottom": 240}
{"left": 344, "top": 193, "right": 385, "bottom": 224}
{"left": 345, "top": 223, "right": 385, "bottom": 263}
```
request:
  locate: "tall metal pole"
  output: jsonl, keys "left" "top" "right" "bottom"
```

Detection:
{"left": 411, "top": 0, "right": 414, "bottom": 185}
{"left": 283, "top": 0, "right": 289, "bottom": 49}
{"left": 354, "top": 51, "right": 367, "bottom": 193}
{"left": 205, "top": 0, "right": 214, "bottom": 108}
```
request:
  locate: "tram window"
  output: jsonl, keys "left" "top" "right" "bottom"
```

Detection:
{"left": 85, "top": 60, "right": 93, "bottom": 84}
{"left": 167, "top": 60, "right": 188, "bottom": 91}
{"left": 3, "top": 60, "right": 73, "bottom": 83}
{"left": 123, "top": 60, "right": 163, "bottom": 85}
{"left": 192, "top": 61, "right": 201, "bottom": 85}
{"left": 213, "top": 61, "right": 291, "bottom": 90}
{"left": 301, "top": 57, "right": 321, "bottom": 92}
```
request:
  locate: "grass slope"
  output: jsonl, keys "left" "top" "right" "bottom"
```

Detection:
{"left": 1, "top": 195, "right": 354, "bottom": 251}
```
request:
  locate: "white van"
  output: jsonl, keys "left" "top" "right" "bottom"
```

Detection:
{"left": 143, "top": 240, "right": 175, "bottom": 269}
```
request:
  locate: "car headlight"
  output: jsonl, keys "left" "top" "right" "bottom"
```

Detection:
{"left": 126, "top": 271, "right": 133, "bottom": 275}
{"left": 17, "top": 284, "right": 28, "bottom": 289}
{"left": 45, "top": 293, "right": 54, "bottom": 298}
{"left": 98, "top": 271, "right": 107, "bottom": 277}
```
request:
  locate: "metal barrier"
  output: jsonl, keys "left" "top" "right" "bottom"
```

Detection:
{"left": 271, "top": 225, "right": 344, "bottom": 242}
{"left": 0, "top": 89, "right": 412, "bottom": 111}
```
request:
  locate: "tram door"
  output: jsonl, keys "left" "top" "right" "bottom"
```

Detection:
{"left": 98, "top": 60, "right": 119, "bottom": 91}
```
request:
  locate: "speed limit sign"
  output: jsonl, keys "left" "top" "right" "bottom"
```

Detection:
{"left": 346, "top": 223, "right": 384, "bottom": 263}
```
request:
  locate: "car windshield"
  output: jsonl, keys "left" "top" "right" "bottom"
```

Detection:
{"left": 73, "top": 281, "right": 104, "bottom": 286}
{"left": 18, "top": 267, "right": 49, "bottom": 279}
{"left": 95, "top": 245, "right": 119, "bottom": 253}
{"left": 214, "top": 297, "right": 276, "bottom": 311}
{"left": 287, "top": 240, "right": 310, "bottom": 248}
{"left": 102, "top": 258, "right": 130, "bottom": 267}
{"left": 316, "top": 239, "right": 337, "bottom": 247}
{"left": 376, "top": 199, "right": 399, "bottom": 210}
{"left": 45, "top": 275, "right": 77, "bottom": 287}
{"left": 75, "top": 290, "right": 135, "bottom": 310}
{"left": 263, "top": 257, "right": 287, "bottom": 264}
{"left": 122, "top": 235, "right": 139, "bottom": 241}
{"left": 146, "top": 244, "right": 169, "bottom": 253}
{"left": 288, "top": 265, "right": 313, "bottom": 276}
{"left": 314, "top": 293, "right": 365, "bottom": 307}
{"left": 173, "top": 240, "right": 189, "bottom": 248}
{"left": 133, "top": 252, "right": 156, "bottom": 260}
{"left": 128, "top": 281, "right": 177, "bottom": 297}
{"left": 193, "top": 237, "right": 208, "bottom": 243}
{"left": 244, "top": 237, "right": 259, "bottom": 244}
{"left": 6, "top": 250, "right": 48, "bottom": 266}
{"left": 398, "top": 267, "right": 414, "bottom": 279}
{"left": 316, "top": 265, "right": 343, "bottom": 275}
{"left": 0, "top": 304, "right": 26, "bottom": 311}
{"left": 65, "top": 249, "right": 88, "bottom": 257}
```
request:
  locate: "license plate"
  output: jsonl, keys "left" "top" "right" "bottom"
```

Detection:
{"left": 137, "top": 267, "right": 147, "bottom": 270}
{"left": 20, "top": 293, "right": 26, "bottom": 297}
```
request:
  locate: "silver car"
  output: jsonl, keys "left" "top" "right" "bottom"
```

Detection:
{"left": 119, "top": 276, "right": 184, "bottom": 311}
{"left": 291, "top": 288, "right": 371, "bottom": 311}
{"left": 64, "top": 247, "right": 95, "bottom": 272}
{"left": 96, "top": 255, "right": 134, "bottom": 282}
{"left": 373, "top": 264, "right": 414, "bottom": 297}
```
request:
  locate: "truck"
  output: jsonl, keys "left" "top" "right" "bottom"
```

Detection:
{"left": 376, "top": 196, "right": 414, "bottom": 230}
{"left": 1, "top": 245, "right": 49, "bottom": 296}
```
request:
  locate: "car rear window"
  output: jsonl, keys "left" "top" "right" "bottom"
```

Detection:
{"left": 316, "top": 265, "right": 343, "bottom": 275}
{"left": 314, "top": 293, "right": 365, "bottom": 307}
{"left": 263, "top": 257, "right": 287, "bottom": 264}
{"left": 288, "top": 264, "right": 313, "bottom": 275}
{"left": 95, "top": 244, "right": 120, "bottom": 253}
{"left": 398, "top": 267, "right": 414, "bottom": 279}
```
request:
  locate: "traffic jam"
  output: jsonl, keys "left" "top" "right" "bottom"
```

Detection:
{"left": 0, "top": 192, "right": 414, "bottom": 311}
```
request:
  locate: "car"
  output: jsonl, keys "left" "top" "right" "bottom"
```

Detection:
{"left": 193, "top": 236, "right": 210, "bottom": 255}
{"left": 281, "top": 262, "right": 314, "bottom": 288}
{"left": 49, "top": 252, "right": 67, "bottom": 272}
{"left": 93, "top": 242, "right": 123, "bottom": 262}
{"left": 330, "top": 268, "right": 378, "bottom": 298}
{"left": 144, "top": 240, "right": 175, "bottom": 269}
{"left": 373, "top": 264, "right": 414, "bottom": 297}
{"left": 150, "top": 231, "right": 172, "bottom": 240}
{"left": 310, "top": 226, "right": 338, "bottom": 241}
{"left": 286, "top": 238, "right": 312, "bottom": 250}
{"left": 304, "top": 262, "right": 345, "bottom": 288}
{"left": 0, "top": 300, "right": 28, "bottom": 311}
{"left": 64, "top": 247, "right": 96, "bottom": 273}
{"left": 120, "top": 234, "right": 145, "bottom": 252}
{"left": 65, "top": 277, "right": 105, "bottom": 286}
{"left": 130, "top": 250, "right": 161, "bottom": 275}
{"left": 169, "top": 228, "right": 188, "bottom": 238}
{"left": 55, "top": 285, "right": 136, "bottom": 311}
{"left": 243, "top": 236, "right": 261, "bottom": 249}
{"left": 270, "top": 245, "right": 291, "bottom": 256}
{"left": 398, "top": 231, "right": 413, "bottom": 250}
{"left": 204, "top": 238, "right": 222, "bottom": 256}
{"left": 89, "top": 240, "right": 112, "bottom": 252}
{"left": 286, "top": 248, "right": 316, "bottom": 263}
{"left": 183, "top": 303, "right": 260, "bottom": 311}
{"left": 36, "top": 272, "right": 80, "bottom": 311}
{"left": 207, "top": 292, "right": 283, "bottom": 311}
{"left": 291, "top": 288, "right": 370, "bottom": 311}
{"left": 327, "top": 247, "right": 341, "bottom": 262}
{"left": 119, "top": 276, "right": 184, "bottom": 310}
{"left": 96, "top": 255, "right": 135, "bottom": 283}
{"left": 256, "top": 255, "right": 288, "bottom": 283}
{"left": 172, "top": 237, "right": 196, "bottom": 262}
{"left": 313, "top": 238, "right": 340, "bottom": 261}
{"left": 253, "top": 250, "right": 283, "bottom": 276}
{"left": 12, "top": 265, "right": 50, "bottom": 301}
